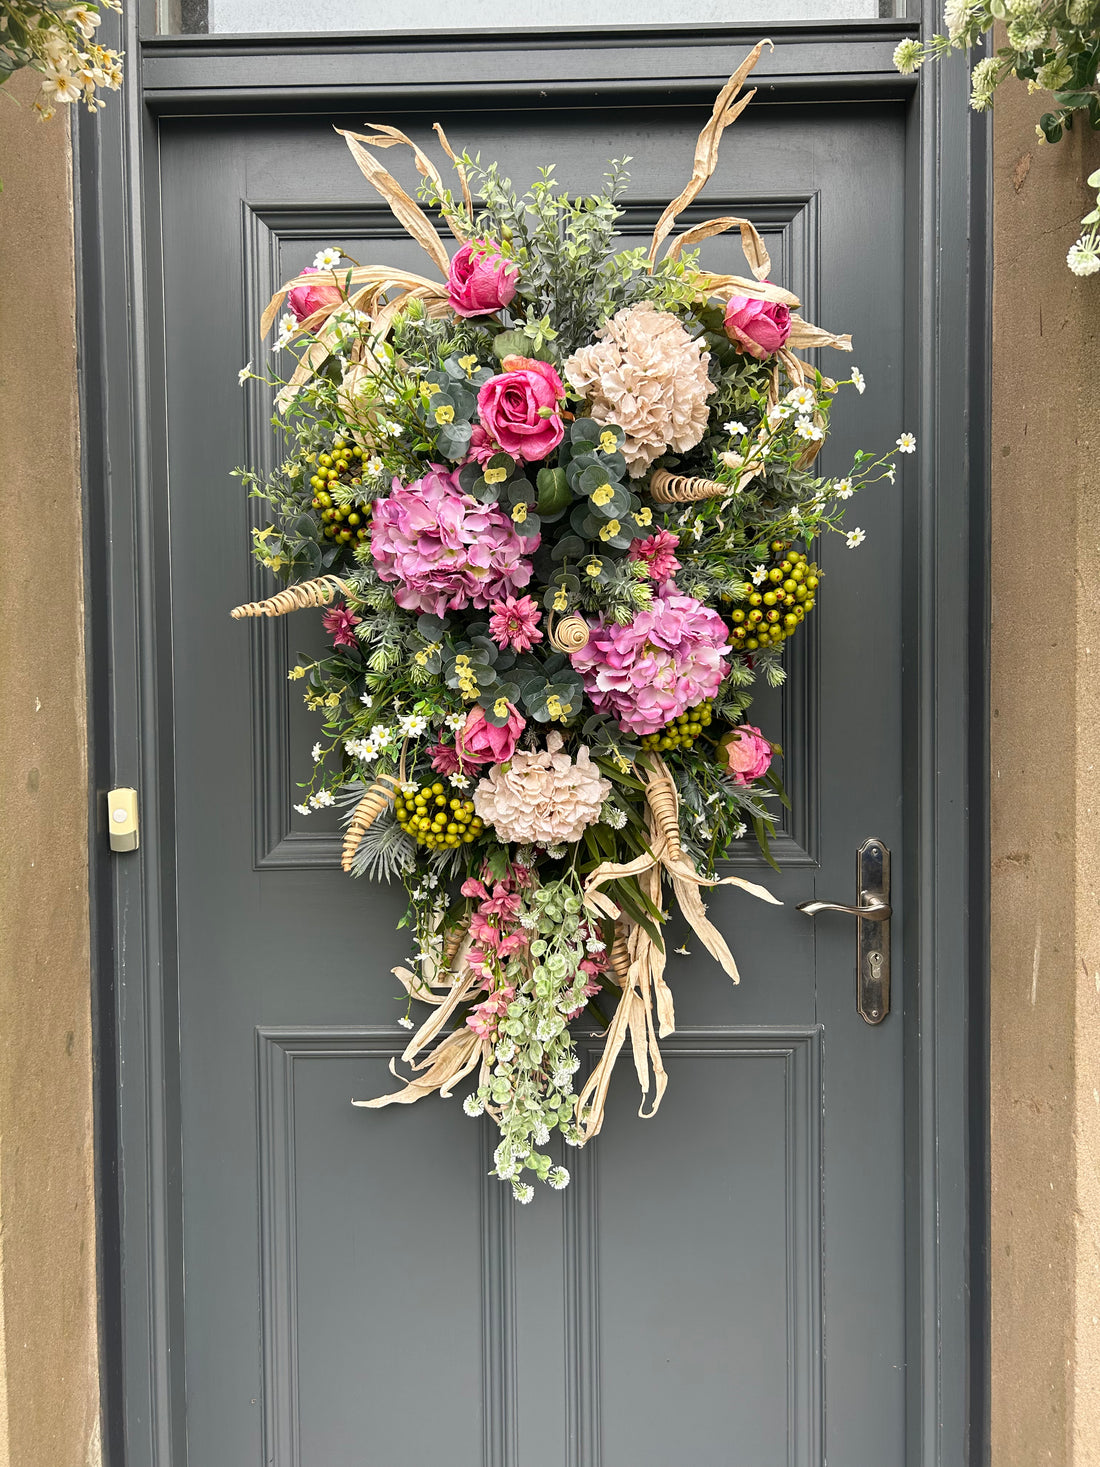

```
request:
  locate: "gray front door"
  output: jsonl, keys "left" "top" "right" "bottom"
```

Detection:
{"left": 91, "top": 20, "right": 983, "bottom": 1467}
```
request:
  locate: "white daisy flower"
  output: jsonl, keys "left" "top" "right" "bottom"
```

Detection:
{"left": 371, "top": 725, "right": 393, "bottom": 746}
{"left": 293, "top": 803, "right": 310, "bottom": 816}
{"left": 397, "top": 1016, "right": 413, "bottom": 1030}
{"left": 674, "top": 944, "right": 691, "bottom": 956}
{"left": 795, "top": 417, "right": 823, "bottom": 442}
{"left": 851, "top": 367, "right": 866, "bottom": 394}
{"left": 359, "top": 693, "right": 373, "bottom": 706}
{"left": 398, "top": 713, "right": 429, "bottom": 737}
{"left": 751, "top": 564, "right": 769, "bottom": 585}
{"left": 309, "top": 789, "right": 336, "bottom": 808}
{"left": 732, "top": 822, "right": 748, "bottom": 839}
{"left": 886, "top": 465, "right": 897, "bottom": 483}
{"left": 313, "top": 246, "right": 343, "bottom": 269}
{"left": 834, "top": 478, "right": 854, "bottom": 499}
{"left": 237, "top": 361, "right": 252, "bottom": 386}
{"left": 311, "top": 742, "right": 323, "bottom": 762}
{"left": 788, "top": 386, "right": 816, "bottom": 412}
{"left": 448, "top": 773, "right": 470, "bottom": 790}
{"left": 365, "top": 456, "right": 385, "bottom": 477}
{"left": 400, "top": 782, "right": 418, "bottom": 797}
{"left": 896, "top": 432, "right": 917, "bottom": 454}
{"left": 846, "top": 527, "right": 867, "bottom": 549}
{"left": 723, "top": 420, "right": 748, "bottom": 436}
{"left": 446, "top": 713, "right": 466, "bottom": 732}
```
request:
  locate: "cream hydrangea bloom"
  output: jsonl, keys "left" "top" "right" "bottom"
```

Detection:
{"left": 473, "top": 733, "right": 612, "bottom": 845}
{"left": 564, "top": 303, "right": 715, "bottom": 477}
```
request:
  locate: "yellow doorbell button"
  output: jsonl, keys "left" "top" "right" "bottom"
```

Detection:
{"left": 108, "top": 788, "right": 139, "bottom": 851}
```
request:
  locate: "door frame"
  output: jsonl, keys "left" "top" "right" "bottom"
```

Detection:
{"left": 77, "top": 10, "right": 990, "bottom": 1464}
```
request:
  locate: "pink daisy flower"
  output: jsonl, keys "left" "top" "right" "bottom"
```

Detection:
{"left": 488, "top": 594, "right": 544, "bottom": 652}
{"left": 321, "top": 604, "right": 361, "bottom": 649}
{"left": 628, "top": 529, "right": 681, "bottom": 582}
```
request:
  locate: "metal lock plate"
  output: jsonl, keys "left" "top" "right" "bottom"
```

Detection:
{"left": 856, "top": 838, "right": 890, "bottom": 1024}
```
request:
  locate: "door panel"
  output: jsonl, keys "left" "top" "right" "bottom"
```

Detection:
{"left": 160, "top": 95, "right": 907, "bottom": 1466}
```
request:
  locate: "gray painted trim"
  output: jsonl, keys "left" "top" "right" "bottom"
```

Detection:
{"left": 78, "top": 10, "right": 988, "bottom": 1463}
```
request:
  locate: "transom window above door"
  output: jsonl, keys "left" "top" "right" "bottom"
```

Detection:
{"left": 146, "top": 0, "right": 912, "bottom": 35}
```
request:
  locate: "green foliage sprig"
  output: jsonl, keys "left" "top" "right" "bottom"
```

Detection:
{"left": 894, "top": 1, "right": 1100, "bottom": 275}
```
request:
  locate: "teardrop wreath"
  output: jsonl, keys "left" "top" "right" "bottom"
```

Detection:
{"left": 233, "top": 40, "right": 911, "bottom": 1201}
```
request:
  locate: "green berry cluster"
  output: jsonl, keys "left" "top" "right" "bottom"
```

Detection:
{"left": 395, "top": 781, "right": 485, "bottom": 851}
{"left": 309, "top": 437, "right": 372, "bottom": 545}
{"left": 731, "top": 542, "right": 820, "bottom": 652}
{"left": 640, "top": 700, "right": 714, "bottom": 753}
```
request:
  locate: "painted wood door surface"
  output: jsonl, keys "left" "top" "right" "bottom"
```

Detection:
{"left": 107, "top": 34, "right": 977, "bottom": 1463}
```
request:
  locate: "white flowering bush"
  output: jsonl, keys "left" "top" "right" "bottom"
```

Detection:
{"left": 895, "top": 2, "right": 1100, "bottom": 276}
{"left": 0, "top": 1, "right": 123, "bottom": 128}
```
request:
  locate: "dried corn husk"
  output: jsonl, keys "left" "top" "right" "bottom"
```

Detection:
{"left": 647, "top": 39, "right": 773, "bottom": 268}
{"left": 230, "top": 575, "right": 350, "bottom": 619}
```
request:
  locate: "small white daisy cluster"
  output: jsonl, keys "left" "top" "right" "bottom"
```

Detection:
{"left": 21, "top": 1, "right": 125, "bottom": 123}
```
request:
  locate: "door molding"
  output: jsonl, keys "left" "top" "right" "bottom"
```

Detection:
{"left": 77, "top": 11, "right": 989, "bottom": 1463}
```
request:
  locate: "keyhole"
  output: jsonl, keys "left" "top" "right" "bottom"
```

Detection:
{"left": 867, "top": 951, "right": 884, "bottom": 1019}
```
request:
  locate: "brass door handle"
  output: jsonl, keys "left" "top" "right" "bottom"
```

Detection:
{"left": 797, "top": 897, "right": 891, "bottom": 921}
{"left": 796, "top": 839, "right": 892, "bottom": 1024}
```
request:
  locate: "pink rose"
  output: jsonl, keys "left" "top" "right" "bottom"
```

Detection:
{"left": 456, "top": 704, "right": 525, "bottom": 765}
{"left": 477, "top": 358, "right": 565, "bottom": 463}
{"left": 287, "top": 267, "right": 343, "bottom": 325}
{"left": 447, "top": 240, "right": 518, "bottom": 318}
{"left": 721, "top": 724, "right": 773, "bottom": 785}
{"left": 723, "top": 294, "right": 791, "bottom": 361}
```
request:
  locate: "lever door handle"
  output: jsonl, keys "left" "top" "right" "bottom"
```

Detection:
{"left": 796, "top": 839, "right": 892, "bottom": 1024}
{"left": 797, "top": 897, "right": 891, "bottom": 921}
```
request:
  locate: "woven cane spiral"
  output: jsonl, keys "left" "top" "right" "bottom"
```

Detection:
{"left": 230, "top": 575, "right": 350, "bottom": 620}
{"left": 548, "top": 615, "right": 590, "bottom": 652}
{"left": 341, "top": 774, "right": 402, "bottom": 872}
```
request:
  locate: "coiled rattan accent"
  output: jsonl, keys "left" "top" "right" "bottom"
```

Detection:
{"left": 548, "top": 615, "right": 590, "bottom": 652}
{"left": 444, "top": 918, "right": 471, "bottom": 968}
{"left": 643, "top": 767, "right": 683, "bottom": 861}
{"left": 609, "top": 927, "right": 633, "bottom": 984}
{"left": 648, "top": 468, "right": 729, "bottom": 504}
{"left": 341, "top": 774, "right": 402, "bottom": 872}
{"left": 230, "top": 575, "right": 351, "bottom": 620}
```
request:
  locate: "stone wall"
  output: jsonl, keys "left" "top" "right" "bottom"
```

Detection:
{"left": 0, "top": 70, "right": 100, "bottom": 1467}
{"left": 990, "top": 73, "right": 1100, "bottom": 1467}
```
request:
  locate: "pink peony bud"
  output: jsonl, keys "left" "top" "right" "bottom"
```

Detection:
{"left": 719, "top": 724, "right": 774, "bottom": 785}
{"left": 723, "top": 294, "right": 791, "bottom": 361}
{"left": 477, "top": 360, "right": 565, "bottom": 463}
{"left": 287, "top": 266, "right": 343, "bottom": 325}
{"left": 447, "top": 240, "right": 518, "bottom": 318}
{"left": 456, "top": 704, "right": 525, "bottom": 765}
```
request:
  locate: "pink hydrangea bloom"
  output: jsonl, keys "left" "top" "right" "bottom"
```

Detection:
{"left": 370, "top": 465, "right": 538, "bottom": 617}
{"left": 569, "top": 592, "right": 731, "bottom": 736}
{"left": 321, "top": 604, "right": 360, "bottom": 649}
{"left": 489, "top": 594, "right": 543, "bottom": 652}
{"left": 628, "top": 529, "right": 681, "bottom": 581}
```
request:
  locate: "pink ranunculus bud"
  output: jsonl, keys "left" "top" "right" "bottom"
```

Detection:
{"left": 720, "top": 724, "right": 774, "bottom": 786}
{"left": 287, "top": 266, "right": 343, "bottom": 325}
{"left": 477, "top": 361, "right": 565, "bottom": 463}
{"left": 722, "top": 294, "right": 792, "bottom": 361}
{"left": 456, "top": 704, "right": 525, "bottom": 765}
{"left": 446, "top": 240, "right": 519, "bottom": 318}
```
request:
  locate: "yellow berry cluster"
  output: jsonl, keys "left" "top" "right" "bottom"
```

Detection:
{"left": 640, "top": 700, "right": 714, "bottom": 753}
{"left": 309, "top": 438, "right": 372, "bottom": 545}
{"left": 731, "top": 542, "right": 820, "bottom": 652}
{"left": 395, "top": 782, "right": 485, "bottom": 851}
